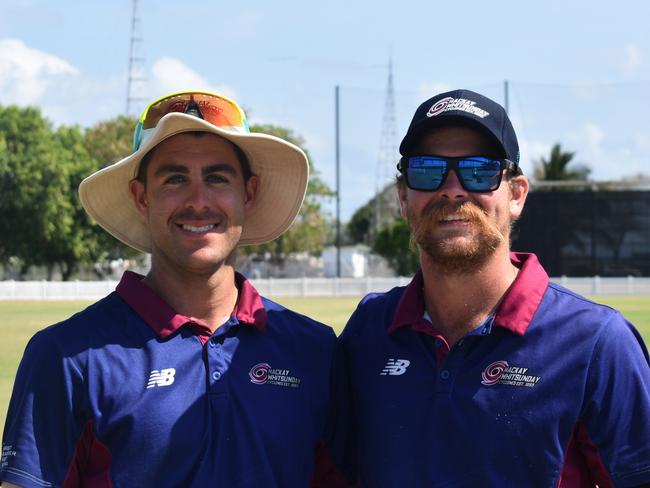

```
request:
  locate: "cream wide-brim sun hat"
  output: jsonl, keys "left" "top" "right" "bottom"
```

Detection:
{"left": 79, "top": 112, "right": 309, "bottom": 253}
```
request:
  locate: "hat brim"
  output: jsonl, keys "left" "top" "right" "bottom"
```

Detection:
{"left": 79, "top": 113, "right": 309, "bottom": 253}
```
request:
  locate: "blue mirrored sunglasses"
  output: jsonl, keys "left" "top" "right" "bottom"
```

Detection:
{"left": 397, "top": 155, "right": 520, "bottom": 192}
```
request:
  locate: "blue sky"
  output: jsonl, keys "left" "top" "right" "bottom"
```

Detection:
{"left": 1, "top": 0, "right": 649, "bottom": 220}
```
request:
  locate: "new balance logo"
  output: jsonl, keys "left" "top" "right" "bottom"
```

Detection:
{"left": 380, "top": 359, "right": 410, "bottom": 376}
{"left": 146, "top": 368, "right": 176, "bottom": 388}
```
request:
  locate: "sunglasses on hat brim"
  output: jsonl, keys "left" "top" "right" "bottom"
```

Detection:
{"left": 133, "top": 90, "right": 249, "bottom": 151}
{"left": 397, "top": 155, "right": 520, "bottom": 193}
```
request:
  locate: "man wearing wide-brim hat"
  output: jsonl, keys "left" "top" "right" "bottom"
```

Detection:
{"left": 1, "top": 91, "right": 341, "bottom": 487}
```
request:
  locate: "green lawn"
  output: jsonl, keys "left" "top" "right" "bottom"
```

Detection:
{"left": 1, "top": 296, "right": 649, "bottom": 431}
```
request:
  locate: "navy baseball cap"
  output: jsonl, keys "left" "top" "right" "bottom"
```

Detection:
{"left": 399, "top": 89, "right": 521, "bottom": 168}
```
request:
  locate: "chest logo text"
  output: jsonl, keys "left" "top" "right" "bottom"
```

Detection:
{"left": 249, "top": 362, "right": 301, "bottom": 388}
{"left": 481, "top": 360, "right": 541, "bottom": 388}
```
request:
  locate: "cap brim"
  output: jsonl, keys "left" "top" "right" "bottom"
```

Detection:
{"left": 79, "top": 113, "right": 309, "bottom": 253}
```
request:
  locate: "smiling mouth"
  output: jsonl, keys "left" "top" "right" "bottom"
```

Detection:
{"left": 180, "top": 224, "right": 216, "bottom": 233}
{"left": 440, "top": 214, "right": 469, "bottom": 223}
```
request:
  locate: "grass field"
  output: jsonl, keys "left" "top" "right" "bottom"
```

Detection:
{"left": 1, "top": 296, "right": 649, "bottom": 430}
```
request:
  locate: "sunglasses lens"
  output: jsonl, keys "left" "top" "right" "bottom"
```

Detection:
{"left": 407, "top": 157, "right": 447, "bottom": 191}
{"left": 458, "top": 157, "right": 502, "bottom": 191}
{"left": 134, "top": 92, "right": 248, "bottom": 151}
{"left": 142, "top": 93, "right": 245, "bottom": 130}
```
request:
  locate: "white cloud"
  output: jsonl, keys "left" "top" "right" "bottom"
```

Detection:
{"left": 0, "top": 38, "right": 79, "bottom": 105}
{"left": 633, "top": 131, "right": 650, "bottom": 152}
{"left": 621, "top": 43, "right": 643, "bottom": 76}
{"left": 150, "top": 58, "right": 237, "bottom": 101}
{"left": 567, "top": 122, "right": 605, "bottom": 157}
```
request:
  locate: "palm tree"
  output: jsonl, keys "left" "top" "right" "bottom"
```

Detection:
{"left": 534, "top": 143, "right": 591, "bottom": 181}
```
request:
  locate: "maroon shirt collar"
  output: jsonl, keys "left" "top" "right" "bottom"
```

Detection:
{"left": 116, "top": 271, "right": 267, "bottom": 339}
{"left": 388, "top": 252, "right": 549, "bottom": 336}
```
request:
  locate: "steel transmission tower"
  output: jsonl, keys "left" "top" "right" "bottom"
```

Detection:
{"left": 374, "top": 56, "right": 398, "bottom": 233}
{"left": 126, "top": 0, "right": 147, "bottom": 116}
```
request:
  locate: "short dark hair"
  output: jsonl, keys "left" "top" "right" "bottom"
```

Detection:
{"left": 136, "top": 131, "right": 253, "bottom": 185}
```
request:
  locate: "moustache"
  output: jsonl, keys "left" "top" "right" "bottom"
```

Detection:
{"left": 420, "top": 200, "right": 490, "bottom": 224}
{"left": 172, "top": 209, "right": 224, "bottom": 222}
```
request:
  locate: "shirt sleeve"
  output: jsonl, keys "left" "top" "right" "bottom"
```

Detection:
{"left": 581, "top": 312, "right": 650, "bottom": 488}
{"left": 1, "top": 328, "right": 86, "bottom": 488}
{"left": 311, "top": 337, "right": 358, "bottom": 488}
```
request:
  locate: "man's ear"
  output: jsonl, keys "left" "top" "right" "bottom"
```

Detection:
{"left": 509, "top": 175, "right": 529, "bottom": 220}
{"left": 244, "top": 175, "right": 260, "bottom": 210}
{"left": 129, "top": 179, "right": 148, "bottom": 218}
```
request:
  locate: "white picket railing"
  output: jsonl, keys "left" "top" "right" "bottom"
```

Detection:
{"left": 0, "top": 276, "right": 649, "bottom": 300}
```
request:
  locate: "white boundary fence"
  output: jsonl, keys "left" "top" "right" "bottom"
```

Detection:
{"left": 0, "top": 276, "right": 649, "bottom": 300}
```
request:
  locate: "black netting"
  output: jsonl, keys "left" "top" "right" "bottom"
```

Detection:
{"left": 513, "top": 191, "right": 650, "bottom": 276}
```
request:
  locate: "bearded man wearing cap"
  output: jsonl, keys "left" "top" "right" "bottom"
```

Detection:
{"left": 1, "top": 91, "right": 341, "bottom": 487}
{"left": 332, "top": 90, "right": 650, "bottom": 487}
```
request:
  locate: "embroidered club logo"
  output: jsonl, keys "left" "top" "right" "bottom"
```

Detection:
{"left": 249, "top": 362, "right": 301, "bottom": 388}
{"left": 249, "top": 362, "right": 271, "bottom": 384}
{"left": 426, "top": 97, "right": 490, "bottom": 119}
{"left": 146, "top": 368, "right": 176, "bottom": 388}
{"left": 380, "top": 358, "right": 410, "bottom": 376}
{"left": 481, "top": 360, "right": 541, "bottom": 388}
{"left": 481, "top": 360, "right": 509, "bottom": 385}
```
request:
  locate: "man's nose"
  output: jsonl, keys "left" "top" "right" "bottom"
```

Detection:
{"left": 184, "top": 181, "right": 212, "bottom": 209}
{"left": 438, "top": 169, "right": 468, "bottom": 200}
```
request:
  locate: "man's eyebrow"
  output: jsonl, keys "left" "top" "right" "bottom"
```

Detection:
{"left": 153, "top": 163, "right": 238, "bottom": 177}
{"left": 203, "top": 163, "right": 238, "bottom": 176}
{"left": 154, "top": 164, "right": 188, "bottom": 177}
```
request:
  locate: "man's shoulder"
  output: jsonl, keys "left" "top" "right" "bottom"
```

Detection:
{"left": 30, "top": 292, "right": 130, "bottom": 347}
{"left": 340, "top": 284, "right": 407, "bottom": 341}
{"left": 540, "top": 283, "right": 645, "bottom": 351}
{"left": 543, "top": 283, "right": 622, "bottom": 323}
{"left": 352, "top": 284, "right": 406, "bottom": 319}
{"left": 260, "top": 296, "right": 336, "bottom": 340}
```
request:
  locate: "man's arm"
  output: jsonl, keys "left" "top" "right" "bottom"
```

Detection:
{"left": 1, "top": 328, "right": 84, "bottom": 487}
{"left": 582, "top": 313, "right": 650, "bottom": 487}
{"left": 311, "top": 338, "right": 358, "bottom": 488}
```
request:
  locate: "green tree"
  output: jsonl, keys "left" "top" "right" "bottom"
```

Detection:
{"left": 0, "top": 106, "right": 102, "bottom": 279}
{"left": 242, "top": 124, "right": 334, "bottom": 263}
{"left": 83, "top": 115, "right": 143, "bottom": 265}
{"left": 347, "top": 201, "right": 374, "bottom": 245}
{"left": 534, "top": 143, "right": 591, "bottom": 181}
{"left": 84, "top": 115, "right": 137, "bottom": 168}
{"left": 346, "top": 183, "right": 400, "bottom": 245}
{"left": 43, "top": 125, "right": 105, "bottom": 279}
{"left": 372, "top": 218, "right": 419, "bottom": 276}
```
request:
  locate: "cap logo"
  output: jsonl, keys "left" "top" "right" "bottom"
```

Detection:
{"left": 427, "top": 97, "right": 490, "bottom": 119}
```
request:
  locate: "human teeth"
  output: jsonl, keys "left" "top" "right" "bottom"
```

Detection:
{"left": 182, "top": 224, "right": 214, "bottom": 233}
{"left": 442, "top": 215, "right": 464, "bottom": 221}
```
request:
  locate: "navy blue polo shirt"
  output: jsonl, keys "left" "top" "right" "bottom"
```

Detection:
{"left": 1, "top": 271, "right": 337, "bottom": 487}
{"left": 337, "top": 253, "right": 650, "bottom": 487}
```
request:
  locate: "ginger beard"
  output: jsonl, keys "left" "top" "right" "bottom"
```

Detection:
{"left": 408, "top": 200, "right": 507, "bottom": 274}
